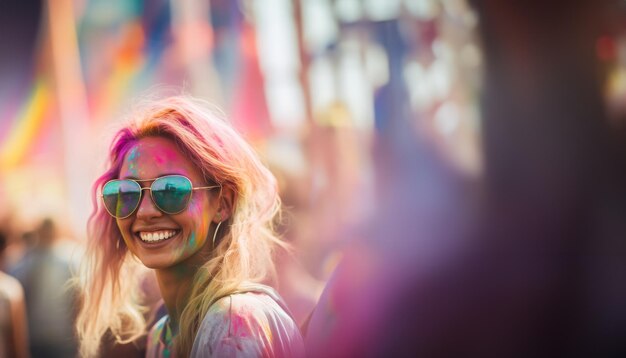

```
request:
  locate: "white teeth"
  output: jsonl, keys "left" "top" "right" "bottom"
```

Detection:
{"left": 139, "top": 230, "right": 177, "bottom": 243}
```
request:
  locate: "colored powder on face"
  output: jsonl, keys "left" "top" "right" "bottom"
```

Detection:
{"left": 154, "top": 147, "right": 179, "bottom": 165}
{"left": 188, "top": 197, "right": 212, "bottom": 247}
{"left": 125, "top": 146, "right": 140, "bottom": 176}
{"left": 189, "top": 232, "right": 197, "bottom": 249}
{"left": 127, "top": 146, "right": 139, "bottom": 161}
{"left": 199, "top": 210, "right": 210, "bottom": 242}
{"left": 127, "top": 160, "right": 138, "bottom": 176}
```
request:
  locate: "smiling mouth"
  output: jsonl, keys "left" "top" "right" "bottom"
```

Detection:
{"left": 136, "top": 230, "right": 179, "bottom": 243}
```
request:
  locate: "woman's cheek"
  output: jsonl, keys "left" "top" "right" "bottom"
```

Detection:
{"left": 186, "top": 198, "right": 212, "bottom": 251}
{"left": 116, "top": 219, "right": 130, "bottom": 241}
{"left": 116, "top": 219, "right": 135, "bottom": 252}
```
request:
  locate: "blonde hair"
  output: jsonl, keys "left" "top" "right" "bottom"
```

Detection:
{"left": 75, "top": 96, "right": 283, "bottom": 357}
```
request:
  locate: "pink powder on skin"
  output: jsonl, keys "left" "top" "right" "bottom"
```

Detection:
{"left": 152, "top": 146, "right": 180, "bottom": 166}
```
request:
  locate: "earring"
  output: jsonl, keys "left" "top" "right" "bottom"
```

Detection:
{"left": 212, "top": 221, "right": 223, "bottom": 247}
{"left": 116, "top": 238, "right": 120, "bottom": 249}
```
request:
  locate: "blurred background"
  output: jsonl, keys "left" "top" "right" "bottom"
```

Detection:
{"left": 0, "top": 0, "right": 482, "bottom": 231}
{"left": 1, "top": 0, "right": 626, "bottom": 357}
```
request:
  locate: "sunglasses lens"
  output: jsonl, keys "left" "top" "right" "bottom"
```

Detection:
{"left": 102, "top": 180, "right": 141, "bottom": 218}
{"left": 151, "top": 176, "right": 192, "bottom": 214}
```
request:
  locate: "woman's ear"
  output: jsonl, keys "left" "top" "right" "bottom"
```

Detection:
{"left": 214, "top": 186, "right": 234, "bottom": 223}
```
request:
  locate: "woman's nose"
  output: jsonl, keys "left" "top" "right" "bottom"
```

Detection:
{"left": 135, "top": 188, "right": 162, "bottom": 219}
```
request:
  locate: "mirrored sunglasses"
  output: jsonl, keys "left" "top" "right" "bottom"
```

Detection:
{"left": 101, "top": 175, "right": 220, "bottom": 219}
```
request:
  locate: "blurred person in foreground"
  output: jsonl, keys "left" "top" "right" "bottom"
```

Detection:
{"left": 305, "top": 0, "right": 626, "bottom": 357}
{"left": 10, "top": 218, "right": 78, "bottom": 358}
{"left": 75, "top": 96, "right": 305, "bottom": 357}
{"left": 0, "top": 229, "right": 29, "bottom": 358}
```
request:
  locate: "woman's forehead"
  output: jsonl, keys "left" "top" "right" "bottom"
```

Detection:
{"left": 127, "top": 137, "right": 180, "bottom": 161}
{"left": 120, "top": 137, "right": 200, "bottom": 179}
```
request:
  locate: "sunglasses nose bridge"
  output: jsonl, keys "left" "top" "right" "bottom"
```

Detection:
{"left": 135, "top": 185, "right": 162, "bottom": 218}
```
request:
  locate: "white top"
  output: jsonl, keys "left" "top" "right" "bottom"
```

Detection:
{"left": 146, "top": 284, "right": 305, "bottom": 358}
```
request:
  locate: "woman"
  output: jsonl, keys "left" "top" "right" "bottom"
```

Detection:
{"left": 76, "top": 96, "right": 305, "bottom": 357}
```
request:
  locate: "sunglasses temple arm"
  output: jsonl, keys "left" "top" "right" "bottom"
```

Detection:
{"left": 192, "top": 185, "right": 221, "bottom": 191}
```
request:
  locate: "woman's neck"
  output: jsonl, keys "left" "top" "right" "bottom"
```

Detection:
{"left": 153, "top": 236, "right": 215, "bottom": 332}
{"left": 155, "top": 264, "right": 197, "bottom": 332}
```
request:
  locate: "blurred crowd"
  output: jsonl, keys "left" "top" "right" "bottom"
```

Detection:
{"left": 0, "top": 218, "right": 80, "bottom": 357}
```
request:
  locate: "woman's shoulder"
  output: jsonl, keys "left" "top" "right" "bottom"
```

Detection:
{"left": 209, "top": 284, "right": 289, "bottom": 318}
{"left": 191, "top": 284, "right": 305, "bottom": 357}
{"left": 203, "top": 283, "right": 299, "bottom": 337}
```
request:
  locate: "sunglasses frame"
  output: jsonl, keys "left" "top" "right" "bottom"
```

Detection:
{"left": 101, "top": 174, "right": 221, "bottom": 219}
